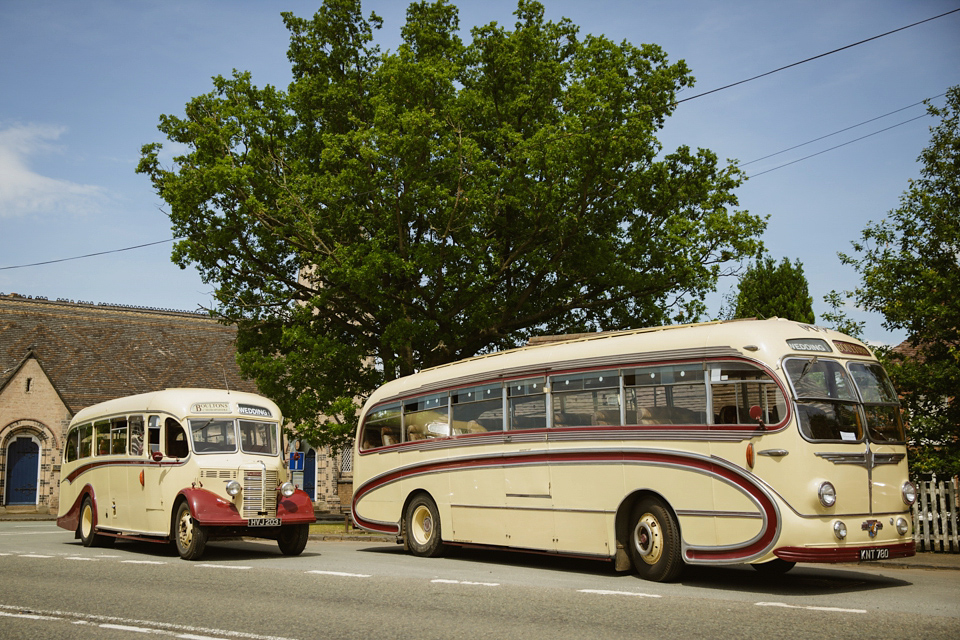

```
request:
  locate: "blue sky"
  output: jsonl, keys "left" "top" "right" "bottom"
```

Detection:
{"left": 1, "top": 0, "right": 958, "bottom": 346}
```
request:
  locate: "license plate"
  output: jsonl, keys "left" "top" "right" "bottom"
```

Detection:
{"left": 859, "top": 547, "right": 890, "bottom": 561}
{"left": 247, "top": 518, "right": 281, "bottom": 527}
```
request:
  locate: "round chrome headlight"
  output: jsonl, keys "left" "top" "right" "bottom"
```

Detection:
{"left": 280, "top": 482, "right": 296, "bottom": 498}
{"left": 225, "top": 480, "right": 242, "bottom": 497}
{"left": 896, "top": 517, "right": 909, "bottom": 536}
{"left": 901, "top": 481, "right": 917, "bottom": 505}
{"left": 818, "top": 481, "right": 837, "bottom": 508}
{"left": 833, "top": 520, "right": 847, "bottom": 540}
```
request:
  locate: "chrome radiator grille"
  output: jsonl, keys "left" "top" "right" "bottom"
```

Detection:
{"left": 241, "top": 469, "right": 278, "bottom": 518}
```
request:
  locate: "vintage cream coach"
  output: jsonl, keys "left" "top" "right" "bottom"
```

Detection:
{"left": 57, "top": 388, "right": 315, "bottom": 559}
{"left": 351, "top": 318, "right": 917, "bottom": 581}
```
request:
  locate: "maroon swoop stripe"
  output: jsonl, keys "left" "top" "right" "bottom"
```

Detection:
{"left": 352, "top": 449, "right": 780, "bottom": 562}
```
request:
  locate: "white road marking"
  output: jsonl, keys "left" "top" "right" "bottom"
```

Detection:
{"left": 122, "top": 560, "right": 167, "bottom": 565}
{"left": 306, "top": 570, "right": 371, "bottom": 578}
{"left": 579, "top": 589, "right": 662, "bottom": 598}
{"left": 431, "top": 579, "right": 500, "bottom": 587}
{"left": 0, "top": 603, "right": 298, "bottom": 639}
{"left": 65, "top": 556, "right": 98, "bottom": 561}
{"left": 18, "top": 554, "right": 53, "bottom": 558}
{"left": 196, "top": 564, "right": 252, "bottom": 570}
{"left": 756, "top": 602, "right": 866, "bottom": 614}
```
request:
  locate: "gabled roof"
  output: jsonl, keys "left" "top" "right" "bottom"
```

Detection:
{"left": 0, "top": 295, "right": 258, "bottom": 413}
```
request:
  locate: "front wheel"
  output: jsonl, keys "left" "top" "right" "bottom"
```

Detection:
{"left": 405, "top": 494, "right": 446, "bottom": 558}
{"left": 78, "top": 497, "right": 113, "bottom": 548}
{"left": 174, "top": 502, "right": 207, "bottom": 560}
{"left": 277, "top": 524, "right": 309, "bottom": 556}
{"left": 629, "top": 497, "right": 684, "bottom": 582}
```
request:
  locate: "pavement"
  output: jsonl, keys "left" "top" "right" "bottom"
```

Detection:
{"left": 4, "top": 511, "right": 958, "bottom": 571}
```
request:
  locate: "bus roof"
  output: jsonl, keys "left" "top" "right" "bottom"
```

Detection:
{"left": 69, "top": 388, "right": 281, "bottom": 425}
{"left": 362, "top": 318, "right": 873, "bottom": 411}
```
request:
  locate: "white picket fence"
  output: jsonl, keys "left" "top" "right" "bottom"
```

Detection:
{"left": 911, "top": 475, "right": 959, "bottom": 553}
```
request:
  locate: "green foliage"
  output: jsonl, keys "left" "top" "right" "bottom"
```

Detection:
{"left": 840, "top": 86, "right": 960, "bottom": 476}
{"left": 730, "top": 255, "right": 814, "bottom": 323}
{"left": 137, "top": 0, "right": 766, "bottom": 448}
{"left": 820, "top": 290, "right": 865, "bottom": 339}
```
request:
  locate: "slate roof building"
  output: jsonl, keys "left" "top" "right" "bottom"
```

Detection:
{"left": 0, "top": 294, "right": 342, "bottom": 516}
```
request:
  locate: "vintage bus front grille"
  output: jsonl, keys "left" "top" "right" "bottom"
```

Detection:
{"left": 241, "top": 469, "right": 278, "bottom": 518}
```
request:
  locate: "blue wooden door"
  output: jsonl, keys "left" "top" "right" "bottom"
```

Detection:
{"left": 6, "top": 437, "right": 39, "bottom": 505}
{"left": 304, "top": 448, "right": 316, "bottom": 501}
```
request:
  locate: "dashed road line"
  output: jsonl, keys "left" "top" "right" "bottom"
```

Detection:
{"left": 196, "top": 563, "right": 252, "bottom": 570}
{"left": 0, "top": 604, "right": 297, "bottom": 639}
{"left": 431, "top": 579, "right": 500, "bottom": 587}
{"left": 579, "top": 589, "right": 662, "bottom": 598}
{"left": 756, "top": 601, "right": 866, "bottom": 614}
{"left": 306, "top": 570, "right": 371, "bottom": 578}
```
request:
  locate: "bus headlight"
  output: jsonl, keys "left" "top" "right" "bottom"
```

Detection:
{"left": 818, "top": 481, "right": 837, "bottom": 507}
{"left": 280, "top": 482, "right": 296, "bottom": 498}
{"left": 225, "top": 480, "right": 242, "bottom": 497}
{"left": 896, "top": 517, "right": 909, "bottom": 536}
{"left": 833, "top": 520, "right": 847, "bottom": 540}
{"left": 901, "top": 481, "right": 917, "bottom": 505}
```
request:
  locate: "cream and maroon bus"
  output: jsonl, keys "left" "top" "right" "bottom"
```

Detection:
{"left": 351, "top": 318, "right": 916, "bottom": 581}
{"left": 57, "top": 388, "right": 315, "bottom": 560}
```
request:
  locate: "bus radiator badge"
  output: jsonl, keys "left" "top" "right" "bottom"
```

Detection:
{"left": 861, "top": 520, "right": 883, "bottom": 538}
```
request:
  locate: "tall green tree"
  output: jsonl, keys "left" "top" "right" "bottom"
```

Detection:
{"left": 726, "top": 256, "right": 814, "bottom": 323}
{"left": 839, "top": 86, "right": 960, "bottom": 476}
{"left": 137, "top": 0, "right": 765, "bottom": 448}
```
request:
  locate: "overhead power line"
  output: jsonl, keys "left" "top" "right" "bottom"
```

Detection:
{"left": 0, "top": 238, "right": 176, "bottom": 271}
{"left": 741, "top": 93, "right": 946, "bottom": 166}
{"left": 747, "top": 112, "right": 931, "bottom": 178}
{"left": 675, "top": 7, "right": 960, "bottom": 105}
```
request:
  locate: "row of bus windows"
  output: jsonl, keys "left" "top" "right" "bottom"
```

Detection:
{"left": 63, "top": 415, "right": 281, "bottom": 463}
{"left": 361, "top": 361, "right": 787, "bottom": 450}
{"left": 63, "top": 415, "right": 187, "bottom": 463}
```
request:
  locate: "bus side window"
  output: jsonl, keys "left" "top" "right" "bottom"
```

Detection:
{"left": 78, "top": 424, "right": 93, "bottom": 459}
{"left": 95, "top": 420, "right": 110, "bottom": 455}
{"left": 111, "top": 417, "right": 128, "bottom": 454}
{"left": 148, "top": 416, "right": 161, "bottom": 455}
{"left": 508, "top": 378, "right": 546, "bottom": 430}
{"left": 64, "top": 427, "right": 79, "bottom": 463}
{"left": 129, "top": 415, "right": 144, "bottom": 456}
{"left": 166, "top": 418, "right": 189, "bottom": 458}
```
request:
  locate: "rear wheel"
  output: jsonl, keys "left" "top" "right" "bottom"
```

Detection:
{"left": 277, "top": 524, "right": 309, "bottom": 556}
{"left": 629, "top": 497, "right": 683, "bottom": 582}
{"left": 405, "top": 494, "right": 446, "bottom": 558}
{"left": 174, "top": 502, "right": 207, "bottom": 560}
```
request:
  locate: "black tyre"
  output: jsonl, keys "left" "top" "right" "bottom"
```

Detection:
{"left": 277, "top": 524, "right": 309, "bottom": 556}
{"left": 78, "top": 497, "right": 114, "bottom": 548}
{"left": 405, "top": 494, "right": 446, "bottom": 558}
{"left": 752, "top": 558, "right": 796, "bottom": 574}
{"left": 628, "top": 497, "right": 684, "bottom": 582}
{"left": 173, "top": 501, "right": 207, "bottom": 560}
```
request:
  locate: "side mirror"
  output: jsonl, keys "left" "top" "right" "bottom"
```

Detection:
{"left": 749, "top": 405, "right": 766, "bottom": 430}
{"left": 152, "top": 450, "right": 164, "bottom": 463}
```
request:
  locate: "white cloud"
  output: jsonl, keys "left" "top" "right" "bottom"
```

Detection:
{"left": 0, "top": 123, "right": 106, "bottom": 218}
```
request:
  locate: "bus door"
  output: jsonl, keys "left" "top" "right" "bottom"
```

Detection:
{"left": 106, "top": 416, "right": 131, "bottom": 530}
{"left": 140, "top": 415, "right": 168, "bottom": 534}
{"left": 503, "top": 377, "right": 556, "bottom": 550}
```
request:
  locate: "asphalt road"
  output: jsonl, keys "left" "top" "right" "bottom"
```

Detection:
{"left": 1, "top": 521, "right": 958, "bottom": 639}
